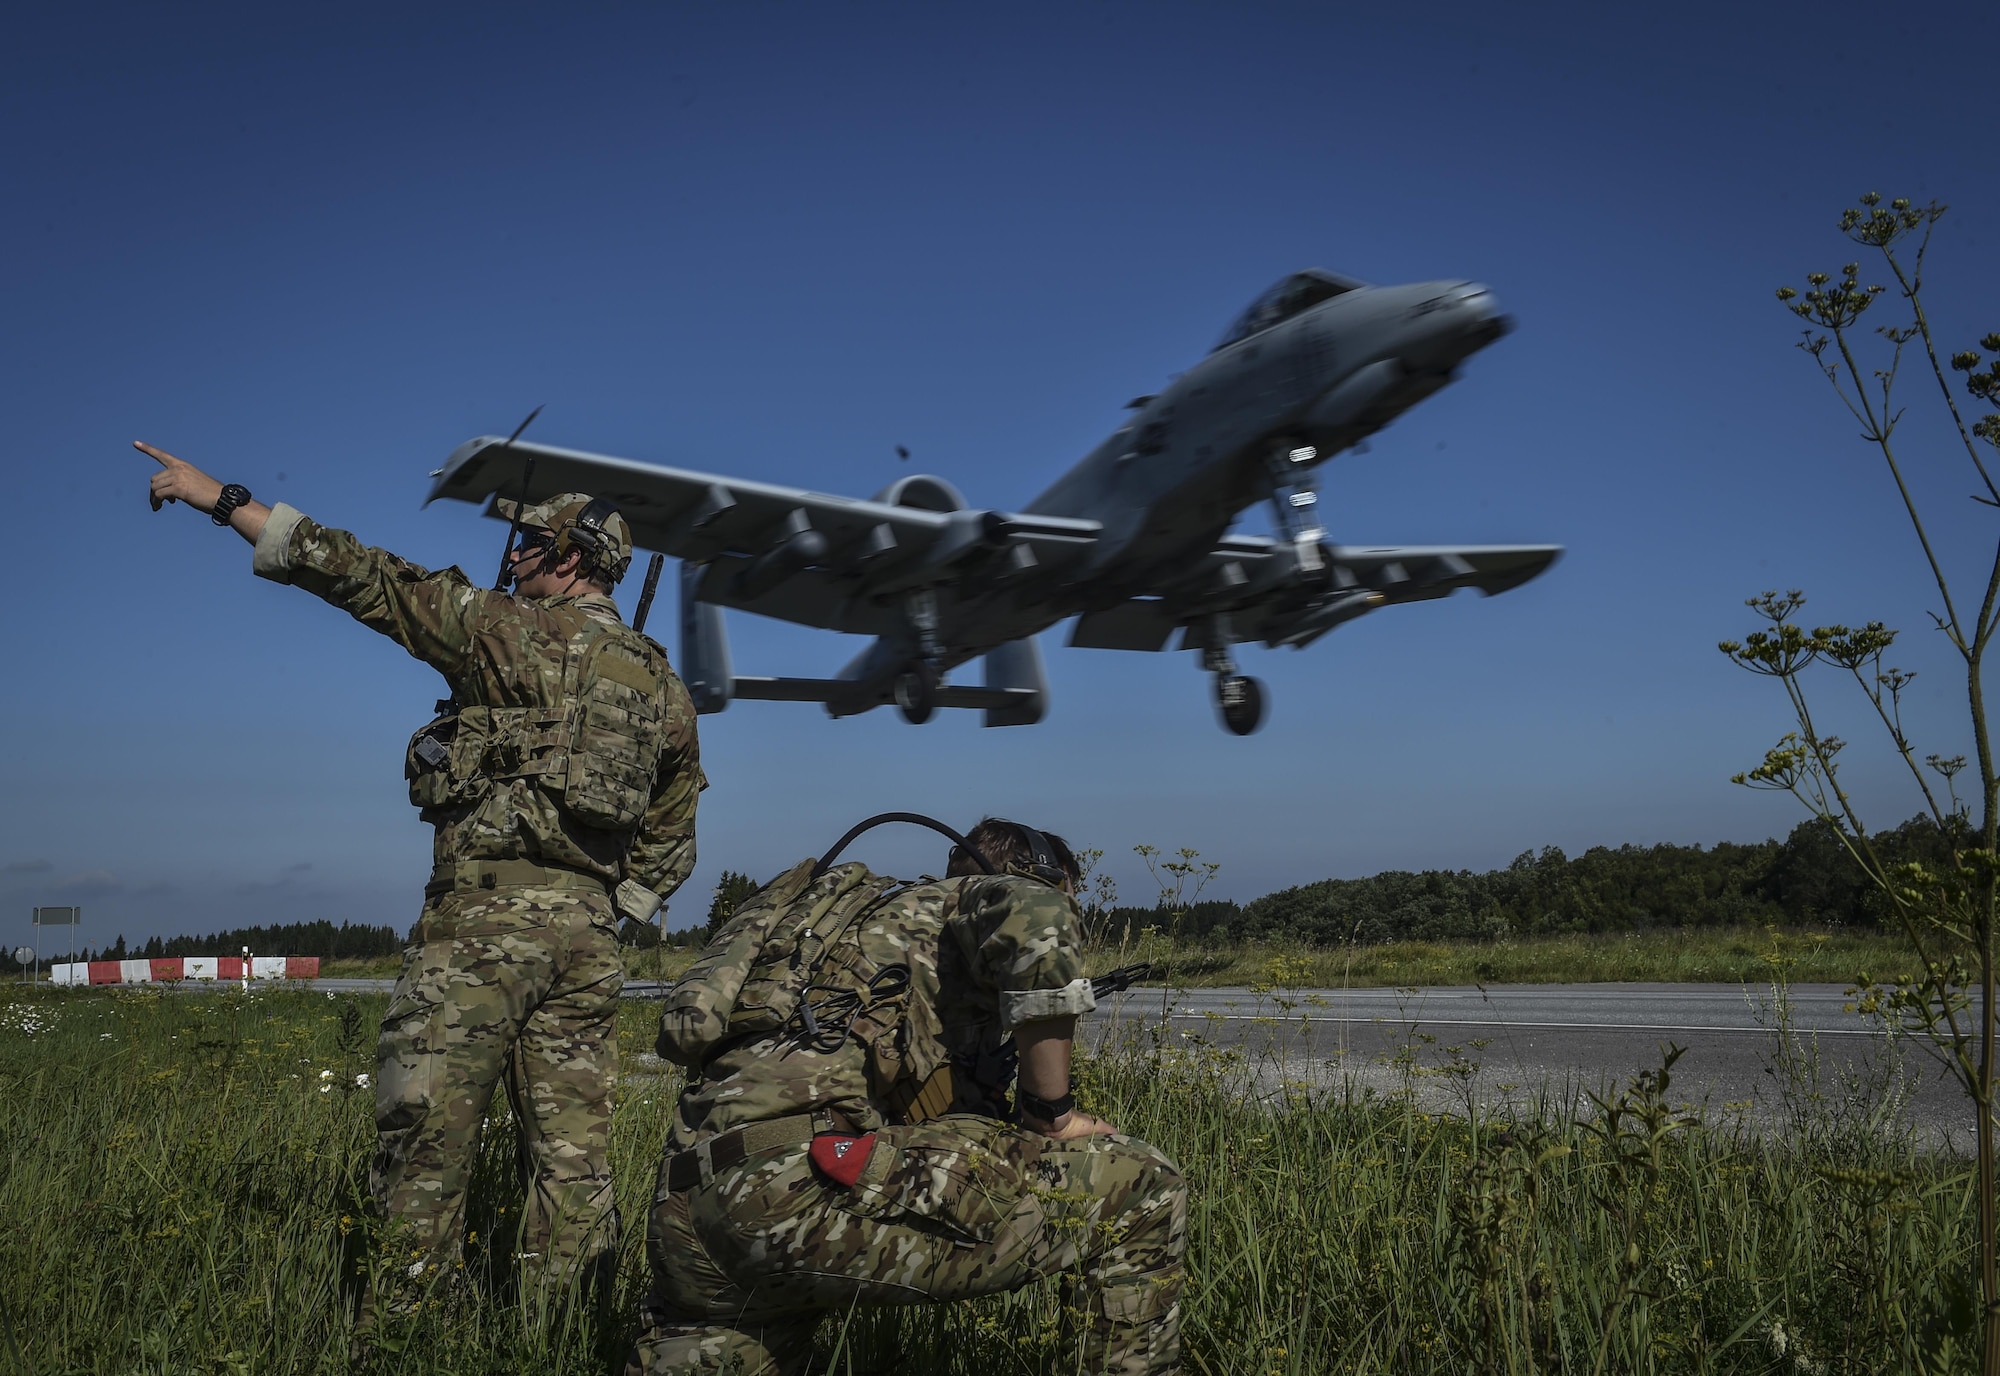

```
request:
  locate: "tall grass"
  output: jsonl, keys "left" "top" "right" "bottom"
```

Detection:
{"left": 289, "top": 925, "right": 1916, "bottom": 986}
{"left": 0, "top": 984, "right": 1978, "bottom": 1373}
{"left": 1083, "top": 926, "right": 1909, "bottom": 990}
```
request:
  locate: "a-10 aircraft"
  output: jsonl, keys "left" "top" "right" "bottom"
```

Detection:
{"left": 427, "top": 268, "right": 1560, "bottom": 734}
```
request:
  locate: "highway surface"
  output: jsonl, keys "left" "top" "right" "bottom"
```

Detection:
{"left": 307, "top": 977, "right": 1963, "bottom": 1141}
{"left": 1084, "top": 983, "right": 1967, "bottom": 1143}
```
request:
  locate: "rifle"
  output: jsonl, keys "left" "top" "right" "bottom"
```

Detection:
{"left": 1089, "top": 963, "right": 1153, "bottom": 1000}
{"left": 631, "top": 552, "right": 666, "bottom": 633}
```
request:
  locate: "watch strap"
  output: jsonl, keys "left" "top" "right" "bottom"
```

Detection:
{"left": 1018, "top": 1087, "right": 1075, "bottom": 1125}
{"left": 212, "top": 483, "right": 252, "bottom": 526}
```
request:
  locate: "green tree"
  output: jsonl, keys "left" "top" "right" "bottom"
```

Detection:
{"left": 1721, "top": 191, "right": 2000, "bottom": 1370}
{"left": 706, "top": 869, "right": 761, "bottom": 937}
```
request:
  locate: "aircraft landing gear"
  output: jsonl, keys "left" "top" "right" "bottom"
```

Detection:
{"left": 894, "top": 661, "right": 939, "bottom": 725}
{"left": 895, "top": 589, "right": 946, "bottom": 725}
{"left": 1203, "top": 641, "right": 1267, "bottom": 736}
{"left": 1214, "top": 672, "right": 1266, "bottom": 736}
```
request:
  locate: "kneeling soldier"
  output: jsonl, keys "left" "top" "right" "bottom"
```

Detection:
{"left": 629, "top": 818, "right": 1187, "bottom": 1376}
{"left": 139, "top": 442, "right": 703, "bottom": 1309}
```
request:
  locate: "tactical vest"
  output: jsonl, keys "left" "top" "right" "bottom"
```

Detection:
{"left": 404, "top": 609, "right": 670, "bottom": 834}
{"left": 656, "top": 860, "right": 959, "bottom": 1124}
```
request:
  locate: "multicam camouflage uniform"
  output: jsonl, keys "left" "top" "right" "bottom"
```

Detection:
{"left": 628, "top": 869, "right": 1187, "bottom": 1375}
{"left": 250, "top": 498, "right": 701, "bottom": 1298}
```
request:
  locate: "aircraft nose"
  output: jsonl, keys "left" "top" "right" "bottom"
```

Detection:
{"left": 1450, "top": 281, "right": 1511, "bottom": 347}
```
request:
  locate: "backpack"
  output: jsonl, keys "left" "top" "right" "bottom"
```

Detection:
{"left": 656, "top": 859, "right": 957, "bottom": 1123}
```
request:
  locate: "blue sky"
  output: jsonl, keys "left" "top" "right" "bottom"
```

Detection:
{"left": 3, "top": 1, "right": 1995, "bottom": 945}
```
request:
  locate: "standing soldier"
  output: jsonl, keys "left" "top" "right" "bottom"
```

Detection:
{"left": 137, "top": 441, "right": 702, "bottom": 1314}
{"left": 631, "top": 817, "right": 1186, "bottom": 1376}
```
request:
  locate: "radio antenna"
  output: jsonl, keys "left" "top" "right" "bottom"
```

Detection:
{"left": 631, "top": 551, "right": 667, "bottom": 633}
{"left": 491, "top": 404, "right": 546, "bottom": 591}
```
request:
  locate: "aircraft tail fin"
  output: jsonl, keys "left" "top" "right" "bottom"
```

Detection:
{"left": 981, "top": 638, "right": 1047, "bottom": 727}
{"left": 679, "top": 561, "right": 734, "bottom": 713}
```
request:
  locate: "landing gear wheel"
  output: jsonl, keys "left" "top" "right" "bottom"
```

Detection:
{"left": 894, "top": 662, "right": 939, "bottom": 725}
{"left": 1214, "top": 674, "right": 1266, "bottom": 736}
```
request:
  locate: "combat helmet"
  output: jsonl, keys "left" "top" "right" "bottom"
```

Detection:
{"left": 497, "top": 492, "right": 634, "bottom": 585}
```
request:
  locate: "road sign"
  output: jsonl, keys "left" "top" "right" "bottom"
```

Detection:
{"left": 31, "top": 906, "right": 79, "bottom": 968}
{"left": 11, "top": 947, "right": 32, "bottom": 964}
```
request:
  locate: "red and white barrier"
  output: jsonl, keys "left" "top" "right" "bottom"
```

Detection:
{"left": 49, "top": 956, "right": 321, "bottom": 986}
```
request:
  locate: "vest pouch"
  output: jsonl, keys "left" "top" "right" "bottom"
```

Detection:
{"left": 405, "top": 714, "right": 457, "bottom": 810}
{"left": 861, "top": 975, "right": 951, "bottom": 1122}
{"left": 655, "top": 858, "right": 817, "bottom": 1067}
{"left": 405, "top": 708, "right": 498, "bottom": 812}
{"left": 559, "top": 638, "right": 665, "bottom": 831}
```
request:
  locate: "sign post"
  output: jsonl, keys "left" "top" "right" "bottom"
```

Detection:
{"left": 11, "top": 946, "right": 33, "bottom": 986}
{"left": 32, "top": 906, "right": 80, "bottom": 973}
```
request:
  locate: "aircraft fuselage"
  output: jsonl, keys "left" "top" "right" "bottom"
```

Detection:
{"left": 1025, "top": 277, "right": 1510, "bottom": 610}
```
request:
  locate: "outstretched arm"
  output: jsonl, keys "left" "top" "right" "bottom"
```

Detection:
{"left": 140, "top": 441, "right": 271, "bottom": 543}
{"left": 139, "top": 440, "right": 485, "bottom": 680}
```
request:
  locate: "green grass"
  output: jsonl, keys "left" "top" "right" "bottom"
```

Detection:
{"left": 304, "top": 925, "right": 1913, "bottom": 989}
{"left": 2, "top": 981, "right": 1975, "bottom": 1374}
{"left": 1084, "top": 925, "right": 1906, "bottom": 989}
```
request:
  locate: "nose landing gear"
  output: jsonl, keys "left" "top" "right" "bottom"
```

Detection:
{"left": 1213, "top": 671, "right": 1266, "bottom": 736}
{"left": 1203, "top": 643, "right": 1267, "bottom": 736}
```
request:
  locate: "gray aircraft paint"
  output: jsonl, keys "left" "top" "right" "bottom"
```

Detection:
{"left": 426, "top": 269, "right": 1559, "bottom": 733}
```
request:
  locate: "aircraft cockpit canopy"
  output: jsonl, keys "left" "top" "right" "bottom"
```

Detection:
{"left": 1212, "top": 269, "right": 1367, "bottom": 352}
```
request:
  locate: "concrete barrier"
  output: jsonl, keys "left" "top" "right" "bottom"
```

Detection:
{"left": 49, "top": 956, "right": 321, "bottom": 986}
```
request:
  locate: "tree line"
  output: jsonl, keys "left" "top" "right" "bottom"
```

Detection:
{"left": 50, "top": 919, "right": 403, "bottom": 966}
{"left": 1085, "top": 814, "right": 1956, "bottom": 948}
{"left": 29, "top": 816, "right": 1944, "bottom": 967}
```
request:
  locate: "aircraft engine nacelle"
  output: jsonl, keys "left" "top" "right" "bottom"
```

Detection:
{"left": 872, "top": 474, "right": 968, "bottom": 512}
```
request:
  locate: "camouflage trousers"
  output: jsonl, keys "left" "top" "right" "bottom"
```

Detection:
{"left": 625, "top": 1115, "right": 1187, "bottom": 1375}
{"left": 367, "top": 882, "right": 623, "bottom": 1307}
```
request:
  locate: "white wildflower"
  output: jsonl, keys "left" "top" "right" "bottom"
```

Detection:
{"left": 355, "top": 1073, "right": 371, "bottom": 1088}
{"left": 319, "top": 1069, "right": 334, "bottom": 1079}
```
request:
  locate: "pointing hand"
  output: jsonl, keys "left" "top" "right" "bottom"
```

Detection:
{"left": 137, "top": 441, "right": 223, "bottom": 515}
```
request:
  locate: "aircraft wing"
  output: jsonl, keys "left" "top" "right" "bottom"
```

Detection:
{"left": 427, "top": 436, "right": 1101, "bottom": 636}
{"left": 1070, "top": 537, "right": 1561, "bottom": 652}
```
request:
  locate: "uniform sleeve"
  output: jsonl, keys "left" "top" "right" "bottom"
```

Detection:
{"left": 956, "top": 875, "right": 1096, "bottom": 1031}
{"left": 618, "top": 670, "right": 703, "bottom": 908}
{"left": 252, "top": 504, "right": 493, "bottom": 680}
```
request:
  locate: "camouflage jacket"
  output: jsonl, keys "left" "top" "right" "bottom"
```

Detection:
{"left": 252, "top": 504, "right": 701, "bottom": 902}
{"left": 668, "top": 871, "right": 1095, "bottom": 1149}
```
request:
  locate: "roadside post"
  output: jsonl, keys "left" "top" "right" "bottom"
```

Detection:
{"left": 242, "top": 945, "right": 251, "bottom": 992}
{"left": 32, "top": 906, "right": 79, "bottom": 975}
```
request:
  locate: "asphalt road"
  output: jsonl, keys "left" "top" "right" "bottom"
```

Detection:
{"left": 304, "top": 977, "right": 1966, "bottom": 1142}
{"left": 1085, "top": 983, "right": 1969, "bottom": 1143}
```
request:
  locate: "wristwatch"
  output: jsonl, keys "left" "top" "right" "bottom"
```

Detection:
{"left": 1018, "top": 1087, "right": 1075, "bottom": 1126}
{"left": 211, "top": 483, "right": 252, "bottom": 527}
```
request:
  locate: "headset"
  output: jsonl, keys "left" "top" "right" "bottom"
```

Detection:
{"left": 811, "top": 813, "right": 1071, "bottom": 890}
{"left": 952, "top": 823, "right": 1069, "bottom": 889}
{"left": 553, "top": 496, "right": 632, "bottom": 585}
